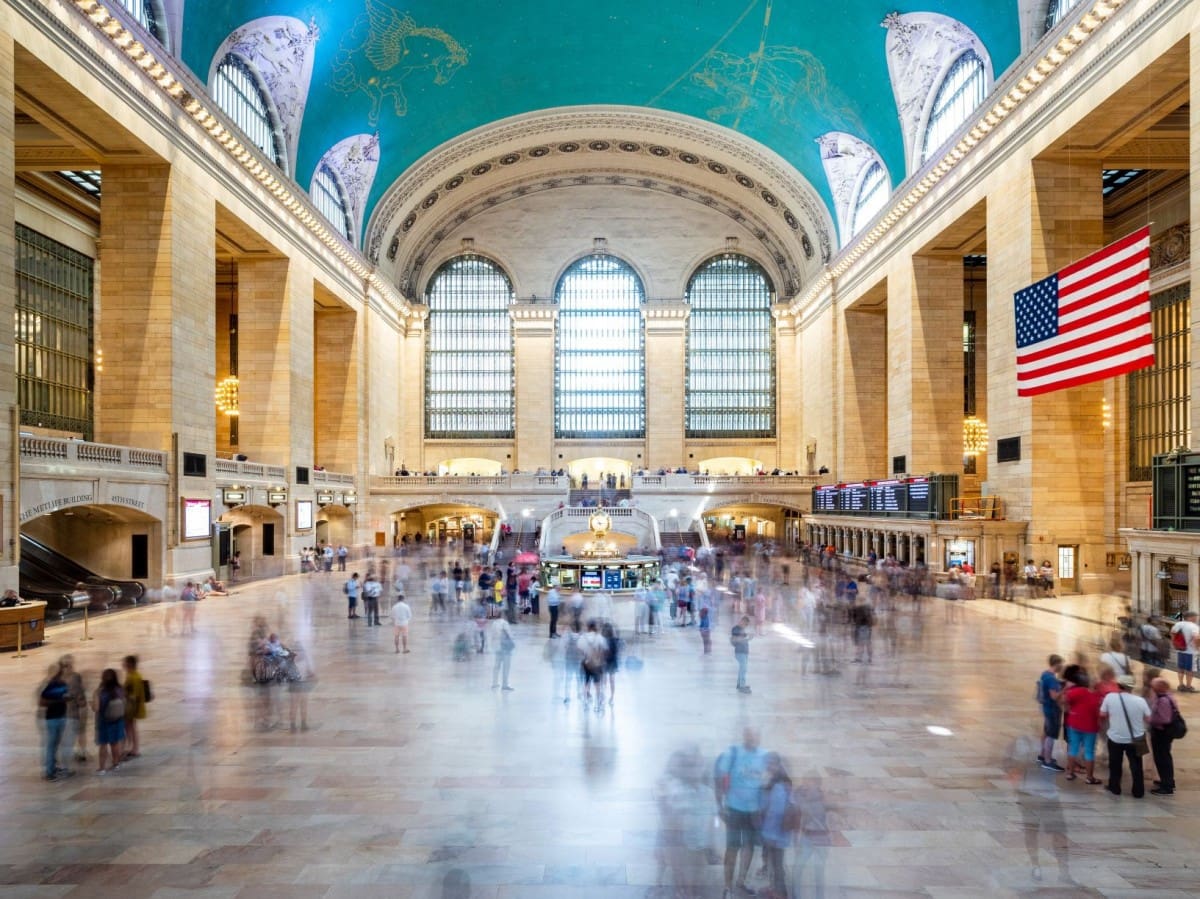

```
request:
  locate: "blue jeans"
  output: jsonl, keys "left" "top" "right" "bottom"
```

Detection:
{"left": 736, "top": 652, "right": 749, "bottom": 688}
{"left": 44, "top": 717, "right": 65, "bottom": 776}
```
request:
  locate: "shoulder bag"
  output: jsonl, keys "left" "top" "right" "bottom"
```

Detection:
{"left": 1118, "top": 693, "right": 1150, "bottom": 756}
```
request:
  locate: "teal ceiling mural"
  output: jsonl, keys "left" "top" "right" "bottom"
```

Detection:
{"left": 179, "top": 1, "right": 1021, "bottom": 237}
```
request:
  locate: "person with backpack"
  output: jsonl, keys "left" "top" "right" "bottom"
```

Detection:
{"left": 92, "top": 668, "right": 126, "bottom": 775}
{"left": 121, "top": 655, "right": 148, "bottom": 761}
{"left": 713, "top": 727, "right": 767, "bottom": 898}
{"left": 758, "top": 752, "right": 795, "bottom": 899}
{"left": 578, "top": 620, "right": 608, "bottom": 710}
{"left": 1168, "top": 611, "right": 1199, "bottom": 692}
{"left": 1148, "top": 677, "right": 1185, "bottom": 795}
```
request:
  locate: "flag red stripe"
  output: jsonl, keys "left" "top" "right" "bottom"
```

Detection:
{"left": 1017, "top": 311, "right": 1151, "bottom": 365}
{"left": 1017, "top": 354, "right": 1155, "bottom": 396}
{"left": 1058, "top": 255, "right": 1149, "bottom": 312}
{"left": 1019, "top": 332, "right": 1154, "bottom": 379}
{"left": 1058, "top": 290, "right": 1150, "bottom": 336}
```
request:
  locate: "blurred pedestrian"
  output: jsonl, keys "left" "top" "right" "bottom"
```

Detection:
{"left": 92, "top": 668, "right": 126, "bottom": 775}
{"left": 38, "top": 662, "right": 71, "bottom": 781}
{"left": 61, "top": 655, "right": 88, "bottom": 763}
{"left": 344, "top": 573, "right": 360, "bottom": 619}
{"left": 1148, "top": 677, "right": 1181, "bottom": 795}
{"left": 490, "top": 616, "right": 515, "bottom": 691}
{"left": 731, "top": 615, "right": 753, "bottom": 693}
{"left": 699, "top": 606, "right": 712, "bottom": 654}
{"left": 714, "top": 727, "right": 767, "bottom": 897}
{"left": 391, "top": 593, "right": 412, "bottom": 653}
{"left": 759, "top": 752, "right": 794, "bottom": 899}
{"left": 1099, "top": 674, "right": 1151, "bottom": 797}
{"left": 362, "top": 572, "right": 382, "bottom": 626}
{"left": 121, "top": 655, "right": 148, "bottom": 760}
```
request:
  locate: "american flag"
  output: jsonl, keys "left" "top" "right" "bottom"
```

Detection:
{"left": 1014, "top": 227, "right": 1153, "bottom": 397}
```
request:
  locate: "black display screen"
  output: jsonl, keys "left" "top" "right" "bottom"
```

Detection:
{"left": 907, "top": 478, "right": 931, "bottom": 515}
{"left": 869, "top": 479, "right": 907, "bottom": 515}
{"left": 839, "top": 484, "right": 868, "bottom": 512}
{"left": 813, "top": 486, "right": 838, "bottom": 512}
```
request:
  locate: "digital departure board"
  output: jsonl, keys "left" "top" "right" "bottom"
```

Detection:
{"left": 814, "top": 485, "right": 838, "bottom": 512}
{"left": 869, "top": 479, "right": 907, "bottom": 515}
{"left": 838, "top": 483, "right": 869, "bottom": 512}
{"left": 810, "top": 474, "right": 956, "bottom": 520}
{"left": 906, "top": 477, "right": 931, "bottom": 515}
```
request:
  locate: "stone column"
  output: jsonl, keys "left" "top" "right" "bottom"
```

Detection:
{"left": 887, "top": 256, "right": 964, "bottom": 474}
{"left": 775, "top": 308, "right": 800, "bottom": 471}
{"left": 0, "top": 30, "right": 14, "bottom": 587}
{"left": 236, "top": 257, "right": 312, "bottom": 467}
{"left": 645, "top": 300, "right": 688, "bottom": 471}
{"left": 839, "top": 307, "right": 887, "bottom": 479}
{"left": 98, "top": 164, "right": 216, "bottom": 582}
{"left": 511, "top": 301, "right": 556, "bottom": 472}
{"left": 986, "top": 158, "right": 1107, "bottom": 590}
{"left": 398, "top": 310, "right": 425, "bottom": 471}
{"left": 313, "top": 306, "right": 361, "bottom": 472}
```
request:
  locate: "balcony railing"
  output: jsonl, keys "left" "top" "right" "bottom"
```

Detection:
{"left": 313, "top": 469, "right": 355, "bottom": 486}
{"left": 634, "top": 474, "right": 819, "bottom": 489}
{"left": 214, "top": 457, "right": 287, "bottom": 481}
{"left": 20, "top": 435, "right": 167, "bottom": 474}
{"left": 371, "top": 474, "right": 567, "bottom": 490}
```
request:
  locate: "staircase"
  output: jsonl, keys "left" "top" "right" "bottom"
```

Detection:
{"left": 568, "top": 488, "right": 632, "bottom": 506}
{"left": 659, "top": 530, "right": 702, "bottom": 555}
{"left": 496, "top": 529, "right": 540, "bottom": 559}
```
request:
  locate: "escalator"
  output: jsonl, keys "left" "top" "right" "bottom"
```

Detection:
{"left": 19, "top": 534, "right": 145, "bottom": 619}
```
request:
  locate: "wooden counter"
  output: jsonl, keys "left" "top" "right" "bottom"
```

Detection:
{"left": 0, "top": 602, "right": 46, "bottom": 651}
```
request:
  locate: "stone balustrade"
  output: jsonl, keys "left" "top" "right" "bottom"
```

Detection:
{"left": 20, "top": 435, "right": 167, "bottom": 474}
{"left": 213, "top": 458, "right": 288, "bottom": 482}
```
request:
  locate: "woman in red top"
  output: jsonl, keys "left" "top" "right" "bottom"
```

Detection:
{"left": 1063, "top": 665, "right": 1103, "bottom": 784}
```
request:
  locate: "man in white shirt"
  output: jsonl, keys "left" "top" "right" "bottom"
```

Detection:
{"left": 1099, "top": 675, "right": 1152, "bottom": 798}
{"left": 390, "top": 594, "right": 412, "bottom": 653}
{"left": 1169, "top": 611, "right": 1200, "bottom": 692}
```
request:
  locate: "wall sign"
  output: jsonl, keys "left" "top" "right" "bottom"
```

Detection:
{"left": 296, "top": 500, "right": 313, "bottom": 530}
{"left": 182, "top": 498, "right": 211, "bottom": 540}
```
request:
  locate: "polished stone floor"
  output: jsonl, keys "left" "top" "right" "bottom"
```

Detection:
{"left": 2, "top": 565, "right": 1197, "bottom": 898}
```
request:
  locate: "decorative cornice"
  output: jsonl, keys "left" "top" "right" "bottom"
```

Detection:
{"left": 394, "top": 167, "right": 807, "bottom": 302}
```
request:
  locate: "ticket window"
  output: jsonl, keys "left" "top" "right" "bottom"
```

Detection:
{"left": 945, "top": 540, "right": 975, "bottom": 570}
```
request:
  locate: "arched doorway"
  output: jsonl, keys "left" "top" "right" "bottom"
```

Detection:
{"left": 218, "top": 504, "right": 285, "bottom": 579}
{"left": 315, "top": 505, "right": 353, "bottom": 548}
{"left": 390, "top": 503, "right": 499, "bottom": 555}
{"left": 21, "top": 503, "right": 163, "bottom": 599}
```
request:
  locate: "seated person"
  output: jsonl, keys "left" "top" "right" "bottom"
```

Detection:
{"left": 203, "top": 575, "right": 227, "bottom": 595}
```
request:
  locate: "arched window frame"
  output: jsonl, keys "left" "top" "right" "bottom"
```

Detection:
{"left": 554, "top": 254, "right": 646, "bottom": 439}
{"left": 211, "top": 53, "right": 287, "bottom": 173}
{"left": 919, "top": 50, "right": 988, "bottom": 166}
{"left": 684, "top": 254, "right": 776, "bottom": 438}
{"left": 1044, "top": 0, "right": 1083, "bottom": 32}
{"left": 311, "top": 164, "right": 354, "bottom": 244}
{"left": 849, "top": 161, "right": 889, "bottom": 238}
{"left": 118, "top": 0, "right": 170, "bottom": 50}
{"left": 424, "top": 255, "right": 515, "bottom": 439}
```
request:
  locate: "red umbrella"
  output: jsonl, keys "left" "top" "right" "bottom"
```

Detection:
{"left": 514, "top": 551, "right": 540, "bottom": 565}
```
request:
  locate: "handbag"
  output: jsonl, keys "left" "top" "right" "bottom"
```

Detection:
{"left": 1118, "top": 693, "right": 1150, "bottom": 756}
{"left": 143, "top": 679, "right": 153, "bottom": 703}
{"left": 1166, "top": 696, "right": 1187, "bottom": 740}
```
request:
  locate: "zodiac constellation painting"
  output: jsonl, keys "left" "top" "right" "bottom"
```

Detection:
{"left": 692, "top": 45, "right": 860, "bottom": 132}
{"left": 331, "top": 0, "right": 468, "bottom": 126}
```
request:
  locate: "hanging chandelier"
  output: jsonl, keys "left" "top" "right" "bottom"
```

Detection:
{"left": 963, "top": 415, "right": 988, "bottom": 457}
{"left": 215, "top": 376, "right": 240, "bottom": 416}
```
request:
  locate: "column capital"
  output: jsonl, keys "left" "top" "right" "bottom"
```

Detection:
{"left": 644, "top": 298, "right": 689, "bottom": 328}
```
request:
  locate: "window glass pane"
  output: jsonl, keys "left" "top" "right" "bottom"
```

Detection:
{"left": 685, "top": 255, "right": 775, "bottom": 437}
{"left": 14, "top": 224, "right": 94, "bottom": 439}
{"left": 555, "top": 255, "right": 645, "bottom": 438}
{"left": 1045, "top": 0, "right": 1083, "bottom": 31}
{"left": 312, "top": 165, "right": 352, "bottom": 241}
{"left": 850, "top": 162, "right": 888, "bottom": 237}
{"left": 920, "top": 51, "right": 987, "bottom": 165}
{"left": 119, "top": 0, "right": 159, "bottom": 38}
{"left": 425, "top": 256, "right": 514, "bottom": 438}
{"left": 1128, "top": 286, "right": 1190, "bottom": 480}
{"left": 213, "top": 55, "right": 280, "bottom": 167}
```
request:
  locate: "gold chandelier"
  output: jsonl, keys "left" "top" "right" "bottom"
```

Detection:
{"left": 963, "top": 415, "right": 987, "bottom": 457}
{"left": 215, "top": 376, "right": 240, "bottom": 416}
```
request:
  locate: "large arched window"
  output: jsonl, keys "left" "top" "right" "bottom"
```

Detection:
{"left": 685, "top": 255, "right": 775, "bottom": 438}
{"left": 850, "top": 162, "right": 888, "bottom": 237}
{"left": 212, "top": 54, "right": 284, "bottom": 169}
{"left": 119, "top": 0, "right": 167, "bottom": 46}
{"left": 555, "top": 255, "right": 645, "bottom": 438}
{"left": 919, "top": 50, "right": 987, "bottom": 165}
{"left": 425, "top": 256, "right": 515, "bottom": 439}
{"left": 1045, "top": 0, "right": 1083, "bottom": 31}
{"left": 311, "top": 164, "right": 353, "bottom": 243}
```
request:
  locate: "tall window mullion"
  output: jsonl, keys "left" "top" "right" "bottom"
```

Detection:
{"left": 1128, "top": 286, "right": 1191, "bottom": 481}
{"left": 425, "top": 256, "right": 515, "bottom": 439}
{"left": 685, "top": 255, "right": 775, "bottom": 438}
{"left": 15, "top": 225, "right": 94, "bottom": 439}
{"left": 213, "top": 54, "right": 281, "bottom": 168}
{"left": 920, "top": 51, "right": 987, "bottom": 165}
{"left": 554, "top": 255, "right": 646, "bottom": 438}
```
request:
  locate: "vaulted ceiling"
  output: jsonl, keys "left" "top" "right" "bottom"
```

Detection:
{"left": 169, "top": 1, "right": 1027, "bottom": 292}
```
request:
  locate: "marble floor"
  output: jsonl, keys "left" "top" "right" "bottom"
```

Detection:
{"left": 1, "top": 567, "right": 1196, "bottom": 898}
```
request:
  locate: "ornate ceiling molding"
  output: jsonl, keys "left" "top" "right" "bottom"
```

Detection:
{"left": 393, "top": 167, "right": 809, "bottom": 302}
{"left": 365, "top": 106, "right": 835, "bottom": 289}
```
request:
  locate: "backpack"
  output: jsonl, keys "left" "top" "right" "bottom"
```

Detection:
{"left": 781, "top": 792, "right": 803, "bottom": 832}
{"left": 1168, "top": 698, "right": 1188, "bottom": 740}
{"left": 143, "top": 680, "right": 153, "bottom": 703}
{"left": 1172, "top": 628, "right": 1187, "bottom": 650}
{"left": 104, "top": 695, "right": 126, "bottom": 722}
